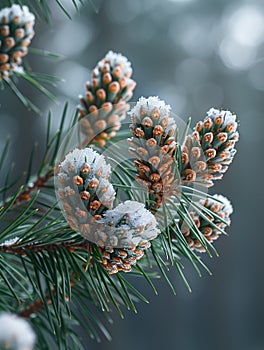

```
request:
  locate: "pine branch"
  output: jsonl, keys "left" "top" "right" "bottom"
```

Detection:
{"left": 19, "top": 294, "right": 52, "bottom": 318}
{"left": 0, "top": 47, "right": 239, "bottom": 348}
{"left": 13, "top": 173, "right": 53, "bottom": 207}
{"left": 0, "top": 240, "right": 87, "bottom": 256}
{"left": 0, "top": 186, "right": 153, "bottom": 345}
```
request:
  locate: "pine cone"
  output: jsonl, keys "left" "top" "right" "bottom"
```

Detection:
{"left": 78, "top": 51, "right": 136, "bottom": 146}
{"left": 56, "top": 147, "right": 115, "bottom": 241}
{"left": 180, "top": 194, "right": 233, "bottom": 252}
{"left": 128, "top": 96, "right": 178, "bottom": 212}
{"left": 0, "top": 5, "right": 35, "bottom": 80}
{"left": 181, "top": 108, "right": 239, "bottom": 187}
{"left": 97, "top": 244, "right": 149, "bottom": 274}
{"left": 94, "top": 200, "right": 159, "bottom": 274}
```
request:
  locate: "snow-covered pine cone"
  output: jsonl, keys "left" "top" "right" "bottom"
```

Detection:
{"left": 94, "top": 201, "right": 159, "bottom": 274}
{"left": 181, "top": 108, "right": 239, "bottom": 187}
{"left": 56, "top": 148, "right": 115, "bottom": 240}
{"left": 0, "top": 5, "right": 35, "bottom": 80}
{"left": 128, "top": 96, "right": 177, "bottom": 212}
{"left": 180, "top": 194, "right": 233, "bottom": 252}
{"left": 78, "top": 51, "right": 136, "bottom": 146}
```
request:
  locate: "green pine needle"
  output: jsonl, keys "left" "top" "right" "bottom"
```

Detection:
{"left": 2, "top": 0, "right": 97, "bottom": 20}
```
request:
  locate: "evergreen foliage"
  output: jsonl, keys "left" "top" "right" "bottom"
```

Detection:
{"left": 0, "top": 4, "right": 239, "bottom": 350}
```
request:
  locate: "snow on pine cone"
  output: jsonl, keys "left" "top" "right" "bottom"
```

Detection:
{"left": 94, "top": 201, "right": 160, "bottom": 274}
{"left": 78, "top": 51, "right": 136, "bottom": 146}
{"left": 128, "top": 96, "right": 178, "bottom": 212}
{"left": 97, "top": 200, "right": 159, "bottom": 248}
{"left": 56, "top": 147, "right": 115, "bottom": 240}
{"left": 181, "top": 108, "right": 239, "bottom": 187}
{"left": 180, "top": 194, "right": 233, "bottom": 253}
{"left": 0, "top": 5, "right": 35, "bottom": 80}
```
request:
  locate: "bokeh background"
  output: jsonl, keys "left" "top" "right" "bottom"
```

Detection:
{"left": 1, "top": 0, "right": 264, "bottom": 349}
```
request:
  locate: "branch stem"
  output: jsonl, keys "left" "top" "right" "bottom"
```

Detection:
{"left": 19, "top": 295, "right": 52, "bottom": 318}
{"left": 0, "top": 241, "right": 88, "bottom": 256}
{"left": 14, "top": 171, "right": 54, "bottom": 206}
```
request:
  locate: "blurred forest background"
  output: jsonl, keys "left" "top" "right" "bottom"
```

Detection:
{"left": 1, "top": 0, "right": 264, "bottom": 349}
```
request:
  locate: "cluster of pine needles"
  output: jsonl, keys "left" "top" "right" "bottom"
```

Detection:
{"left": 0, "top": 3, "right": 239, "bottom": 349}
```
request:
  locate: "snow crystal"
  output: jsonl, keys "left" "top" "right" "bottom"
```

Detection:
{"left": 0, "top": 4, "right": 35, "bottom": 24}
{"left": 58, "top": 148, "right": 113, "bottom": 187}
{"left": 129, "top": 96, "right": 171, "bottom": 120}
{"left": 100, "top": 200, "right": 160, "bottom": 247}
{"left": 13, "top": 66, "right": 25, "bottom": 75}
{"left": 104, "top": 50, "right": 132, "bottom": 76}
{"left": 213, "top": 194, "right": 233, "bottom": 215}
{"left": 207, "top": 108, "right": 237, "bottom": 130}
{"left": 0, "top": 237, "right": 19, "bottom": 247}
{"left": 97, "top": 179, "right": 116, "bottom": 207}
{"left": 93, "top": 153, "right": 111, "bottom": 178}
{"left": 59, "top": 148, "right": 96, "bottom": 174}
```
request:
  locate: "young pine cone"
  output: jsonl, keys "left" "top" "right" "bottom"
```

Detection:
{"left": 0, "top": 5, "right": 35, "bottom": 80}
{"left": 128, "top": 96, "right": 178, "bottom": 212}
{"left": 180, "top": 194, "right": 233, "bottom": 253}
{"left": 78, "top": 51, "right": 136, "bottom": 146}
{"left": 181, "top": 108, "right": 239, "bottom": 187}
{"left": 56, "top": 147, "right": 115, "bottom": 241}
{"left": 93, "top": 201, "right": 159, "bottom": 274}
{"left": 97, "top": 245, "right": 148, "bottom": 275}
